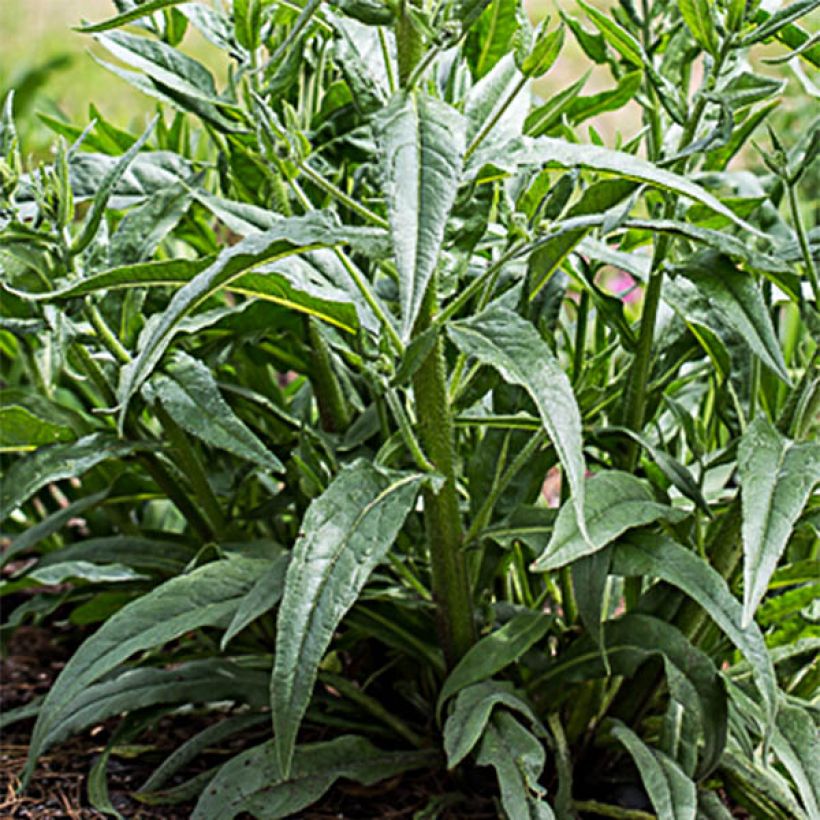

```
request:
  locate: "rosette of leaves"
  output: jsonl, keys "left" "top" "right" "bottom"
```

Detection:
{"left": 1, "top": 0, "right": 817, "bottom": 817}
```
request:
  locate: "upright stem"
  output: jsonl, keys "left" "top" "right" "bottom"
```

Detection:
{"left": 413, "top": 279, "right": 477, "bottom": 667}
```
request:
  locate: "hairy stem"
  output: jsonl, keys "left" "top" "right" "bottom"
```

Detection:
{"left": 413, "top": 280, "right": 477, "bottom": 667}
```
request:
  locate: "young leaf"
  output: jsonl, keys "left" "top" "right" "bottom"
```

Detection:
{"left": 78, "top": 0, "right": 191, "bottom": 33}
{"left": 374, "top": 92, "right": 465, "bottom": 340}
{"left": 448, "top": 305, "right": 587, "bottom": 542}
{"left": 438, "top": 610, "right": 552, "bottom": 710}
{"left": 147, "top": 351, "right": 284, "bottom": 473}
{"left": 611, "top": 534, "right": 777, "bottom": 731}
{"left": 24, "top": 557, "right": 266, "bottom": 783}
{"left": 0, "top": 435, "right": 139, "bottom": 523}
{"left": 678, "top": 0, "right": 718, "bottom": 55}
{"left": 534, "top": 613, "right": 727, "bottom": 777}
{"left": 221, "top": 553, "right": 290, "bottom": 649}
{"left": 272, "top": 461, "right": 424, "bottom": 777}
{"left": 675, "top": 253, "right": 790, "bottom": 383}
{"left": 577, "top": 0, "right": 644, "bottom": 68}
{"left": 609, "top": 720, "right": 697, "bottom": 820}
{"left": 475, "top": 711, "right": 554, "bottom": 820}
{"left": 192, "top": 735, "right": 438, "bottom": 820}
{"left": 531, "top": 471, "right": 685, "bottom": 572}
{"left": 738, "top": 417, "right": 820, "bottom": 626}
{"left": 444, "top": 681, "right": 542, "bottom": 769}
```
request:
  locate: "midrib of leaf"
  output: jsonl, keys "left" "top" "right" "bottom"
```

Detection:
{"left": 477, "top": 0, "right": 503, "bottom": 76}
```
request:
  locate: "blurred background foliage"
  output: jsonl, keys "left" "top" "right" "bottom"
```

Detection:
{"left": 1, "top": 1, "right": 815, "bottom": 163}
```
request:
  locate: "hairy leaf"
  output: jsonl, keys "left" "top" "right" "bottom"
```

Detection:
{"left": 738, "top": 417, "right": 820, "bottom": 626}
{"left": 375, "top": 92, "right": 465, "bottom": 340}
{"left": 448, "top": 305, "right": 587, "bottom": 540}
{"left": 272, "top": 461, "right": 424, "bottom": 776}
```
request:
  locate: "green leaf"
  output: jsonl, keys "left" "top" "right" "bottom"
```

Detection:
{"left": 743, "top": 0, "right": 820, "bottom": 46}
{"left": 438, "top": 610, "right": 552, "bottom": 711}
{"left": 534, "top": 613, "right": 726, "bottom": 777}
{"left": 78, "top": 0, "right": 192, "bottom": 33}
{"left": 0, "top": 434, "right": 139, "bottom": 523}
{"left": 1, "top": 489, "right": 108, "bottom": 568}
{"left": 272, "top": 461, "right": 424, "bottom": 777}
{"left": 444, "top": 681, "right": 542, "bottom": 769}
{"left": 108, "top": 181, "right": 193, "bottom": 267}
{"left": 34, "top": 659, "right": 268, "bottom": 763}
{"left": 773, "top": 701, "right": 820, "bottom": 817}
{"left": 71, "top": 117, "right": 157, "bottom": 255}
{"left": 577, "top": 0, "right": 644, "bottom": 67}
{"left": 234, "top": 0, "right": 262, "bottom": 50}
{"left": 566, "top": 71, "right": 643, "bottom": 125}
{"left": 475, "top": 711, "right": 554, "bottom": 820}
{"left": 448, "top": 305, "right": 587, "bottom": 542}
{"left": 24, "top": 557, "right": 266, "bottom": 783}
{"left": 117, "top": 211, "right": 354, "bottom": 419}
{"left": 0, "top": 561, "right": 145, "bottom": 597}
{"left": 738, "top": 417, "right": 820, "bottom": 626}
{"left": 192, "top": 735, "right": 438, "bottom": 819}
{"left": 678, "top": 0, "right": 718, "bottom": 54}
{"left": 465, "top": 0, "right": 521, "bottom": 78}
{"left": 221, "top": 553, "right": 290, "bottom": 649}
{"left": 674, "top": 254, "right": 790, "bottom": 383}
{"left": 531, "top": 471, "right": 685, "bottom": 572}
{"left": 375, "top": 92, "right": 465, "bottom": 341}
{"left": 147, "top": 351, "right": 284, "bottom": 472}
{"left": 480, "top": 137, "right": 762, "bottom": 236}
{"left": 611, "top": 534, "right": 777, "bottom": 731}
{"left": 94, "top": 30, "right": 232, "bottom": 109}
{"left": 0, "top": 405, "right": 74, "bottom": 451}
{"left": 609, "top": 720, "right": 697, "bottom": 820}
{"left": 520, "top": 25, "right": 564, "bottom": 78}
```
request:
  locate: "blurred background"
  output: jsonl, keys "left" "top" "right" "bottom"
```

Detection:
{"left": 0, "top": 1, "right": 811, "bottom": 160}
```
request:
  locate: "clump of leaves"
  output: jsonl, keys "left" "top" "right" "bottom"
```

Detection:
{"left": 1, "top": 0, "right": 818, "bottom": 817}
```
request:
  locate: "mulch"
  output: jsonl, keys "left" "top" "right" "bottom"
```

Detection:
{"left": 0, "top": 626, "right": 499, "bottom": 819}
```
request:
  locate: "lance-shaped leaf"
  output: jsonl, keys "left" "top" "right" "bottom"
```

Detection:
{"left": 33, "top": 659, "right": 269, "bottom": 763}
{"left": 0, "top": 561, "right": 145, "bottom": 597}
{"left": 448, "top": 305, "right": 587, "bottom": 541}
{"left": 375, "top": 92, "right": 465, "bottom": 340}
{"left": 531, "top": 471, "right": 685, "bottom": 572}
{"left": 192, "top": 735, "right": 438, "bottom": 820}
{"left": 773, "top": 701, "right": 820, "bottom": 817}
{"left": 612, "top": 534, "right": 776, "bottom": 732}
{"left": 678, "top": 0, "right": 718, "bottom": 54}
{"left": 438, "top": 610, "right": 552, "bottom": 711}
{"left": 78, "top": 0, "right": 191, "bottom": 32}
{"left": 475, "top": 711, "right": 555, "bottom": 820}
{"left": 610, "top": 721, "right": 697, "bottom": 820}
{"left": 444, "top": 681, "right": 542, "bottom": 769}
{"left": 534, "top": 614, "right": 726, "bottom": 777}
{"left": 117, "top": 211, "right": 352, "bottom": 419}
{"left": 738, "top": 417, "right": 820, "bottom": 626}
{"left": 673, "top": 253, "right": 789, "bottom": 383}
{"left": 24, "top": 557, "right": 266, "bottom": 784}
{"left": 272, "top": 461, "right": 424, "bottom": 776}
{"left": 0, "top": 405, "right": 74, "bottom": 451}
{"left": 0, "top": 434, "right": 139, "bottom": 522}
{"left": 472, "top": 137, "right": 762, "bottom": 235}
{"left": 146, "top": 351, "right": 284, "bottom": 472}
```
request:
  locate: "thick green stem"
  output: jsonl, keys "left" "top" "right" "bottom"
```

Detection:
{"left": 413, "top": 281, "right": 477, "bottom": 667}
{"left": 307, "top": 317, "right": 351, "bottom": 433}
{"left": 787, "top": 180, "right": 820, "bottom": 304}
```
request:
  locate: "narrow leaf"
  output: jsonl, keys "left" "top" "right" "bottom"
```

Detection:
{"left": 610, "top": 720, "right": 697, "bottom": 820}
{"left": 611, "top": 534, "right": 777, "bottom": 731}
{"left": 272, "top": 461, "right": 424, "bottom": 776}
{"left": 738, "top": 417, "right": 820, "bottom": 626}
{"left": 375, "top": 92, "right": 465, "bottom": 340}
{"left": 192, "top": 735, "right": 438, "bottom": 819}
{"left": 78, "top": 0, "right": 191, "bottom": 33}
{"left": 147, "top": 351, "right": 284, "bottom": 472}
{"left": 531, "top": 471, "right": 685, "bottom": 572}
{"left": 678, "top": 0, "right": 718, "bottom": 54}
{"left": 448, "top": 305, "right": 587, "bottom": 541}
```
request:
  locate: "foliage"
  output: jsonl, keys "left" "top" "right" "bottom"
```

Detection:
{"left": 1, "top": 0, "right": 818, "bottom": 816}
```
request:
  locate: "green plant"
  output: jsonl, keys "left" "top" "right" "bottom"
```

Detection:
{"left": 1, "top": 0, "right": 818, "bottom": 817}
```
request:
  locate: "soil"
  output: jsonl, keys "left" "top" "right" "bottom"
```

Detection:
{"left": 0, "top": 626, "right": 499, "bottom": 819}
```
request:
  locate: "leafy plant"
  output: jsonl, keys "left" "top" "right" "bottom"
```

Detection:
{"left": 1, "top": 0, "right": 818, "bottom": 817}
